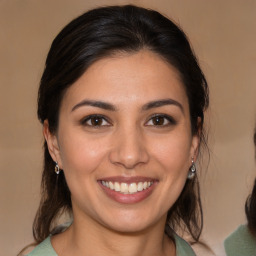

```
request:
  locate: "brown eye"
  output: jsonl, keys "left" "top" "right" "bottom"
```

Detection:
{"left": 90, "top": 116, "right": 103, "bottom": 126}
{"left": 146, "top": 114, "right": 176, "bottom": 127}
{"left": 81, "top": 115, "right": 110, "bottom": 127}
{"left": 152, "top": 116, "right": 165, "bottom": 125}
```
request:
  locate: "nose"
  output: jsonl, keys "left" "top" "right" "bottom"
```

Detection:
{"left": 109, "top": 127, "right": 149, "bottom": 169}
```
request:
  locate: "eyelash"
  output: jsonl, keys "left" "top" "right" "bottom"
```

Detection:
{"left": 145, "top": 114, "right": 176, "bottom": 127}
{"left": 80, "top": 114, "right": 176, "bottom": 128}
{"left": 80, "top": 115, "right": 111, "bottom": 127}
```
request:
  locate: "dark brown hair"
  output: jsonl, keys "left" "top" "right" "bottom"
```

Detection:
{"left": 245, "top": 128, "right": 256, "bottom": 237}
{"left": 34, "top": 5, "right": 209, "bottom": 244}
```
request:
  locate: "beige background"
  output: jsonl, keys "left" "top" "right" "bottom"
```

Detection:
{"left": 1, "top": 0, "right": 256, "bottom": 255}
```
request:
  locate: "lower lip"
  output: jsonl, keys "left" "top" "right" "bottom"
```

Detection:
{"left": 98, "top": 182, "right": 157, "bottom": 204}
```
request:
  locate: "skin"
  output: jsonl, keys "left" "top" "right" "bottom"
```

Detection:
{"left": 44, "top": 50, "right": 199, "bottom": 256}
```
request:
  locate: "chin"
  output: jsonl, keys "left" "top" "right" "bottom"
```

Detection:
{"left": 100, "top": 212, "right": 162, "bottom": 234}
{"left": 107, "top": 222, "right": 151, "bottom": 234}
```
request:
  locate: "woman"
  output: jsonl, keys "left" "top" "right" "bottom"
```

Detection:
{"left": 224, "top": 128, "right": 256, "bottom": 255}
{"left": 23, "top": 5, "right": 209, "bottom": 256}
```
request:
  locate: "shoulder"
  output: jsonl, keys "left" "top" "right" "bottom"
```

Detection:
{"left": 26, "top": 236, "right": 57, "bottom": 256}
{"left": 224, "top": 224, "right": 256, "bottom": 256}
{"left": 174, "top": 233, "right": 197, "bottom": 256}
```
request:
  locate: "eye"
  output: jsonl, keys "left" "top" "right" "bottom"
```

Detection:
{"left": 81, "top": 115, "right": 111, "bottom": 127}
{"left": 145, "top": 114, "right": 176, "bottom": 126}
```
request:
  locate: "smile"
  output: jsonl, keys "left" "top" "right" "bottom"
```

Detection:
{"left": 101, "top": 181, "right": 154, "bottom": 194}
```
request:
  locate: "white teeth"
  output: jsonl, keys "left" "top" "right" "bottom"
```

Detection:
{"left": 109, "top": 181, "right": 114, "bottom": 190}
{"left": 128, "top": 183, "right": 137, "bottom": 193}
{"left": 114, "top": 182, "right": 120, "bottom": 192}
{"left": 101, "top": 180, "right": 153, "bottom": 194}
{"left": 120, "top": 183, "right": 129, "bottom": 193}
{"left": 137, "top": 182, "right": 143, "bottom": 191}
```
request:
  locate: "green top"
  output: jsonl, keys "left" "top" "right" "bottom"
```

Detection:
{"left": 224, "top": 225, "right": 256, "bottom": 256}
{"left": 26, "top": 233, "right": 196, "bottom": 256}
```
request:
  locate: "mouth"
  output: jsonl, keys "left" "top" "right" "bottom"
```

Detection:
{"left": 98, "top": 177, "right": 157, "bottom": 204}
{"left": 100, "top": 180, "right": 154, "bottom": 194}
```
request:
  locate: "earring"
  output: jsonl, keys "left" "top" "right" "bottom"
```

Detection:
{"left": 55, "top": 162, "right": 60, "bottom": 175}
{"left": 188, "top": 158, "right": 196, "bottom": 179}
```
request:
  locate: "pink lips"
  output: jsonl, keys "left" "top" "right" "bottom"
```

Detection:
{"left": 98, "top": 176, "right": 158, "bottom": 204}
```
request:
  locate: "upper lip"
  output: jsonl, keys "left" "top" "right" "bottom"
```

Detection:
{"left": 98, "top": 176, "right": 157, "bottom": 184}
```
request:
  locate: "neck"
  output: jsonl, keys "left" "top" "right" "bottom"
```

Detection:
{"left": 52, "top": 214, "right": 175, "bottom": 256}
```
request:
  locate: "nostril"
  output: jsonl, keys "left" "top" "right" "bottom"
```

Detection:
{"left": 108, "top": 142, "right": 149, "bottom": 169}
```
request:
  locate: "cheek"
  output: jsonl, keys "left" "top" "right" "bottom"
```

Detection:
{"left": 58, "top": 131, "right": 108, "bottom": 177}
{"left": 151, "top": 133, "right": 192, "bottom": 171}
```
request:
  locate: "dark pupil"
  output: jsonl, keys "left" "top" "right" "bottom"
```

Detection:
{"left": 91, "top": 117, "right": 102, "bottom": 126}
{"left": 153, "top": 116, "right": 164, "bottom": 125}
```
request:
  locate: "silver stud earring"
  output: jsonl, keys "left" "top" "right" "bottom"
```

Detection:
{"left": 188, "top": 158, "right": 196, "bottom": 179}
{"left": 55, "top": 162, "right": 60, "bottom": 175}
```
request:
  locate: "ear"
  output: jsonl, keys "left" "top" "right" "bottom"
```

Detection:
{"left": 43, "top": 120, "right": 63, "bottom": 169}
{"left": 190, "top": 117, "right": 202, "bottom": 162}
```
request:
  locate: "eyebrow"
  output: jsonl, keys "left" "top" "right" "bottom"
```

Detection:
{"left": 71, "top": 98, "right": 183, "bottom": 112}
{"left": 71, "top": 100, "right": 117, "bottom": 112}
{"left": 142, "top": 99, "right": 184, "bottom": 113}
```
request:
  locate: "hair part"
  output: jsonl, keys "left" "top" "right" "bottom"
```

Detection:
{"left": 34, "top": 5, "right": 209, "bottom": 244}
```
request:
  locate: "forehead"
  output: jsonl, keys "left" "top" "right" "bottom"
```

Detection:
{"left": 61, "top": 50, "right": 189, "bottom": 111}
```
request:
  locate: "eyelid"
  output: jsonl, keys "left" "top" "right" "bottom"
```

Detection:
{"left": 80, "top": 114, "right": 112, "bottom": 126}
{"left": 145, "top": 114, "right": 176, "bottom": 126}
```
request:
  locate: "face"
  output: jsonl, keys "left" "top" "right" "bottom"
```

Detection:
{"left": 45, "top": 50, "right": 199, "bottom": 233}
